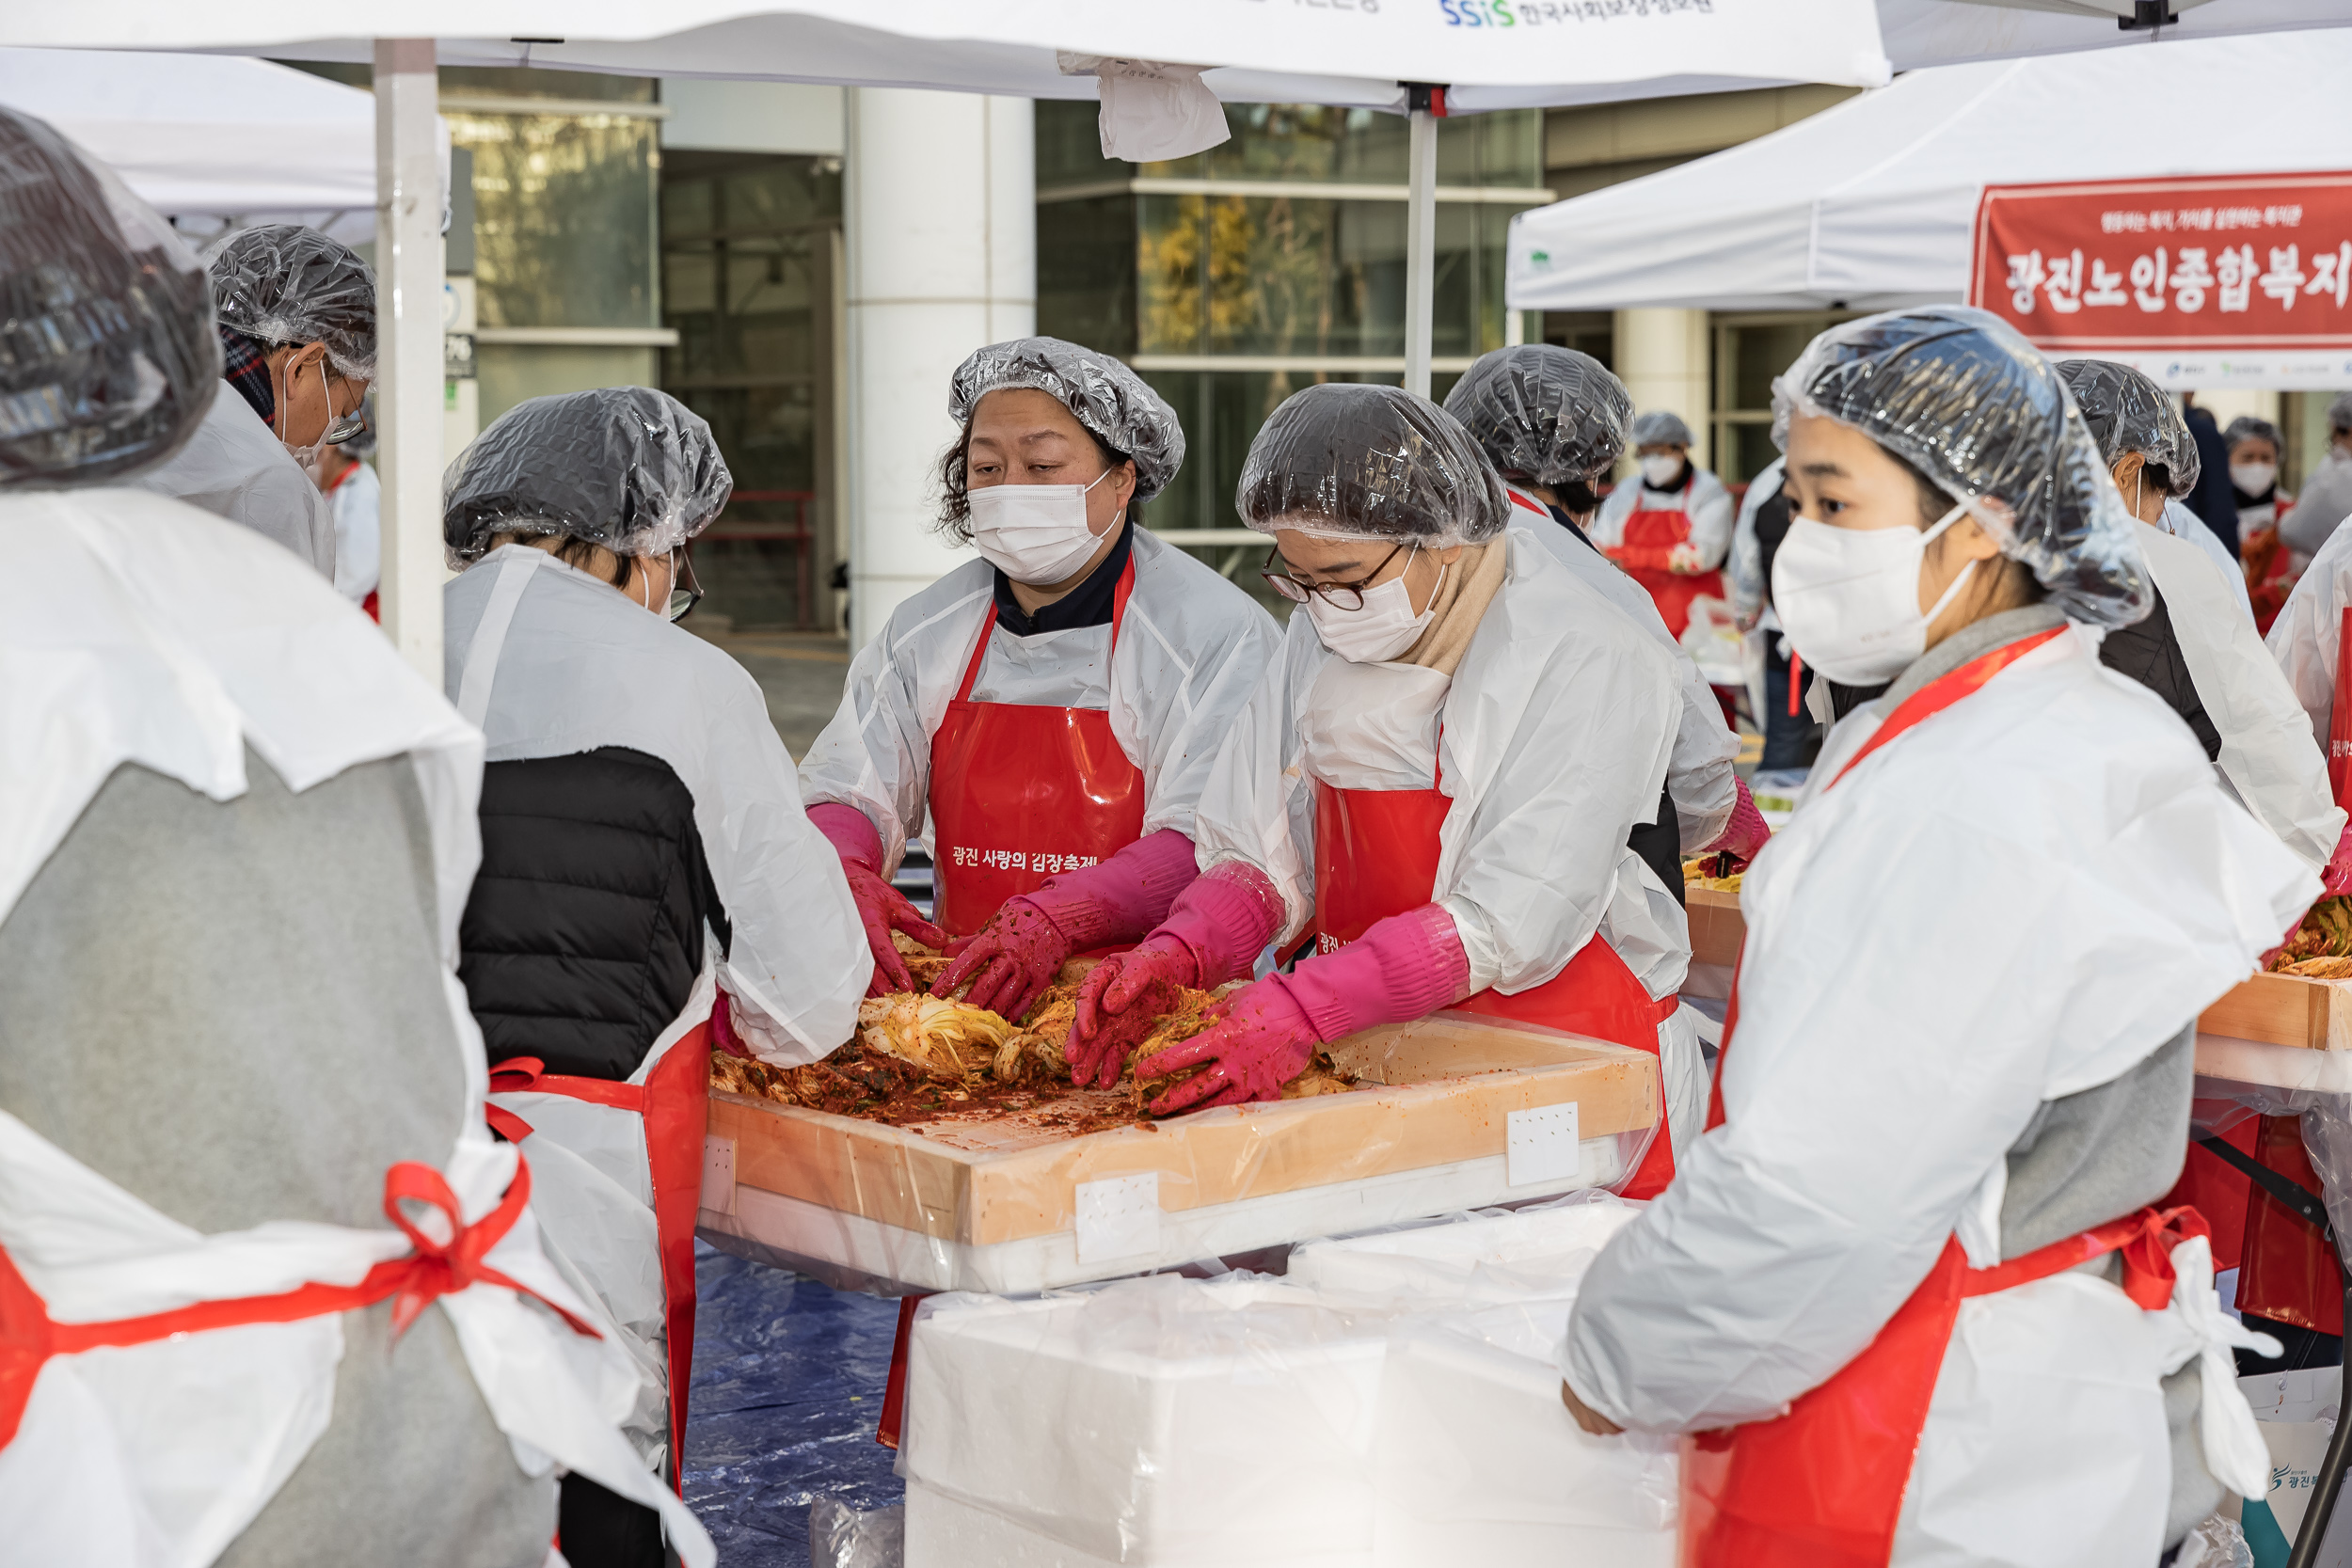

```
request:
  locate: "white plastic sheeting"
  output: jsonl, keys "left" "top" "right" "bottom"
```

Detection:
{"left": 0, "top": 48, "right": 445, "bottom": 245}
{"left": 898, "top": 1193, "right": 1675, "bottom": 1568}
{"left": 1509, "top": 28, "right": 2352, "bottom": 314}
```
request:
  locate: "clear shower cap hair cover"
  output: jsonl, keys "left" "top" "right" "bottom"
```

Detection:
{"left": 1772, "top": 306, "right": 2151, "bottom": 629}
{"left": 0, "top": 107, "right": 219, "bottom": 489}
{"left": 1440, "top": 344, "right": 1631, "bottom": 487}
{"left": 2055, "top": 359, "right": 2200, "bottom": 498}
{"left": 1629, "top": 409, "right": 1693, "bottom": 449}
{"left": 201, "top": 223, "right": 377, "bottom": 381}
{"left": 948, "top": 336, "right": 1184, "bottom": 501}
{"left": 443, "top": 386, "right": 734, "bottom": 566}
{"left": 1237, "top": 382, "right": 1509, "bottom": 549}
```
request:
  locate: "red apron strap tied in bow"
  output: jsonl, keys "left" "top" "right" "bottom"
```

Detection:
{"left": 0, "top": 1153, "right": 596, "bottom": 1449}
{"left": 1962, "top": 1203, "right": 2208, "bottom": 1311}
{"left": 488, "top": 1055, "right": 645, "bottom": 1114}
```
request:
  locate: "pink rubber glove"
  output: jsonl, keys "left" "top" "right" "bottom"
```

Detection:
{"left": 1703, "top": 777, "right": 1772, "bottom": 866}
{"left": 2327, "top": 818, "right": 2352, "bottom": 897}
{"left": 1069, "top": 861, "right": 1286, "bottom": 1087}
{"left": 809, "top": 801, "right": 946, "bottom": 995}
{"left": 934, "top": 830, "right": 1201, "bottom": 1022}
{"left": 1137, "top": 903, "right": 1470, "bottom": 1114}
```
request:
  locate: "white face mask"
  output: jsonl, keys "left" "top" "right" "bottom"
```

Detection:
{"left": 1639, "top": 454, "right": 1684, "bottom": 489}
{"left": 1770, "top": 502, "right": 1978, "bottom": 685}
{"left": 968, "top": 469, "right": 1119, "bottom": 585}
{"left": 2231, "top": 461, "right": 2278, "bottom": 496}
{"left": 1304, "top": 547, "right": 1444, "bottom": 664}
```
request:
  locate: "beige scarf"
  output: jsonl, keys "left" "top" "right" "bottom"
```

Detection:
{"left": 1398, "top": 539, "right": 1507, "bottom": 675}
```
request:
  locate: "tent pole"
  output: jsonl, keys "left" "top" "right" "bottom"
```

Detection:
{"left": 1405, "top": 103, "right": 1437, "bottom": 400}
{"left": 373, "top": 39, "right": 444, "bottom": 685}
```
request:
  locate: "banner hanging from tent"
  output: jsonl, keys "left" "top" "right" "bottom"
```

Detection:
{"left": 1969, "top": 171, "right": 2352, "bottom": 389}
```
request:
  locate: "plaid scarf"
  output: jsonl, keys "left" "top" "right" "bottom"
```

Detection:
{"left": 220, "top": 325, "right": 274, "bottom": 425}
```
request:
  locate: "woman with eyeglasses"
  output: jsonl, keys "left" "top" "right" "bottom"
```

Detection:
{"left": 798, "top": 338, "right": 1282, "bottom": 1021}
{"left": 440, "top": 386, "right": 866, "bottom": 1568}
{"left": 1063, "top": 384, "right": 1702, "bottom": 1196}
{"left": 133, "top": 222, "right": 373, "bottom": 580}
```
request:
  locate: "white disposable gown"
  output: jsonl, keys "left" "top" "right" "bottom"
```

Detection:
{"left": 1507, "top": 484, "right": 1740, "bottom": 849}
{"left": 2268, "top": 512, "right": 2352, "bottom": 752}
{"left": 2137, "top": 522, "right": 2344, "bottom": 870}
{"left": 1563, "top": 625, "right": 2312, "bottom": 1565}
{"left": 0, "top": 488, "right": 713, "bottom": 1566}
{"left": 445, "top": 544, "right": 866, "bottom": 1066}
{"left": 132, "top": 380, "right": 335, "bottom": 579}
{"left": 1192, "top": 525, "right": 1709, "bottom": 1160}
{"left": 798, "top": 526, "right": 1283, "bottom": 874}
{"left": 1589, "top": 462, "right": 1736, "bottom": 572}
{"left": 2280, "top": 446, "right": 2352, "bottom": 568}
{"left": 2157, "top": 498, "right": 2252, "bottom": 622}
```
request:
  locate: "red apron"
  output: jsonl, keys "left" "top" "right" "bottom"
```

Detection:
{"left": 1310, "top": 766, "right": 1681, "bottom": 1201}
{"left": 1680, "top": 625, "right": 2223, "bottom": 1566}
{"left": 1618, "top": 483, "right": 1725, "bottom": 641}
{"left": 927, "top": 557, "right": 1148, "bottom": 939}
{"left": 0, "top": 1154, "right": 596, "bottom": 1447}
{"left": 2203, "top": 605, "right": 2352, "bottom": 1336}
{"left": 487, "top": 1013, "right": 712, "bottom": 1486}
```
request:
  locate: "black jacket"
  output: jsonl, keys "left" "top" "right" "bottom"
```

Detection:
{"left": 2096, "top": 583, "right": 2223, "bottom": 761}
{"left": 458, "top": 746, "right": 730, "bottom": 1080}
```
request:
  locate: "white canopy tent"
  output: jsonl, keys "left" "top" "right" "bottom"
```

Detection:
{"left": 0, "top": 48, "right": 445, "bottom": 245}
{"left": 1506, "top": 27, "right": 2352, "bottom": 315}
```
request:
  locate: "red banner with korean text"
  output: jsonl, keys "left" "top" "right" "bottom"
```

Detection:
{"left": 1969, "top": 172, "right": 2352, "bottom": 353}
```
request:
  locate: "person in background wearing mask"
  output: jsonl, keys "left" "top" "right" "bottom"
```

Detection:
{"left": 1441, "top": 345, "right": 1765, "bottom": 881}
{"left": 133, "top": 224, "right": 371, "bottom": 579}
{"left": 1562, "top": 308, "right": 2301, "bottom": 1565}
{"left": 311, "top": 413, "right": 380, "bottom": 615}
{"left": 2227, "top": 414, "right": 2295, "bottom": 631}
{"left": 0, "top": 108, "right": 712, "bottom": 1567}
{"left": 2281, "top": 391, "right": 2352, "bottom": 574}
{"left": 1588, "top": 408, "right": 1734, "bottom": 641}
{"left": 799, "top": 338, "right": 1280, "bottom": 1025}
{"left": 2056, "top": 362, "right": 2341, "bottom": 871}
{"left": 441, "top": 387, "right": 865, "bottom": 1568}
{"left": 2182, "top": 391, "right": 2242, "bottom": 558}
{"left": 1068, "top": 386, "right": 1704, "bottom": 1197}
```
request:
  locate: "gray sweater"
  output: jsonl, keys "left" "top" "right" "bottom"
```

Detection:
{"left": 0, "top": 752, "right": 553, "bottom": 1566}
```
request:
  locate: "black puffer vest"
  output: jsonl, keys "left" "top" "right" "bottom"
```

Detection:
{"left": 458, "top": 746, "right": 730, "bottom": 1080}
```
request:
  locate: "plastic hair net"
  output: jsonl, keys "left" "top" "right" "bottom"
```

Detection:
{"left": 1772, "top": 306, "right": 2151, "bottom": 628}
{"left": 2055, "top": 359, "right": 2200, "bottom": 498}
{"left": 1629, "top": 409, "right": 1693, "bottom": 450}
{"left": 2223, "top": 415, "right": 2284, "bottom": 455}
{"left": 443, "top": 386, "right": 733, "bottom": 566}
{"left": 0, "top": 108, "right": 219, "bottom": 488}
{"left": 948, "top": 336, "right": 1184, "bottom": 500}
{"left": 1440, "top": 345, "right": 1631, "bottom": 487}
{"left": 2328, "top": 391, "right": 2352, "bottom": 434}
{"left": 202, "top": 224, "right": 376, "bottom": 382}
{"left": 1236, "top": 383, "right": 1508, "bottom": 548}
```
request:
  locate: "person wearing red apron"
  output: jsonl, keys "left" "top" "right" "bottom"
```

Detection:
{"left": 1441, "top": 345, "right": 1767, "bottom": 872}
{"left": 1559, "top": 307, "right": 2308, "bottom": 1565}
{"left": 1067, "top": 383, "right": 1704, "bottom": 1191}
{"left": 1589, "top": 408, "right": 1734, "bottom": 641}
{"left": 799, "top": 337, "right": 1281, "bottom": 1030}
{"left": 443, "top": 388, "right": 870, "bottom": 1568}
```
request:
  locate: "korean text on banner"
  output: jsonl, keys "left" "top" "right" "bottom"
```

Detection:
{"left": 1968, "top": 172, "right": 2352, "bottom": 355}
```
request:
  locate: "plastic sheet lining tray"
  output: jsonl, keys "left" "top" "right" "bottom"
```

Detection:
{"left": 695, "top": 1012, "right": 1660, "bottom": 1295}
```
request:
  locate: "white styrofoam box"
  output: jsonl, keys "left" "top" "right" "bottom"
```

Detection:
{"left": 902, "top": 1279, "right": 1386, "bottom": 1568}
{"left": 1372, "top": 1327, "right": 1676, "bottom": 1568}
{"left": 904, "top": 1479, "right": 1371, "bottom": 1568}
{"left": 1285, "top": 1192, "right": 1643, "bottom": 1305}
{"left": 699, "top": 1140, "right": 1631, "bottom": 1296}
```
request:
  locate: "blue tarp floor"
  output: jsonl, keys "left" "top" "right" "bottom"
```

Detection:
{"left": 684, "top": 1242, "right": 907, "bottom": 1568}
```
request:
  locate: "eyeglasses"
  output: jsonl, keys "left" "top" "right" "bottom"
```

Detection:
{"left": 306, "top": 357, "right": 367, "bottom": 445}
{"left": 1259, "top": 541, "right": 1412, "bottom": 610}
{"left": 666, "top": 549, "right": 704, "bottom": 624}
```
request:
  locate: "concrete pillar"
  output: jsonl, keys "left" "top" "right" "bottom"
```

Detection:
{"left": 1613, "top": 307, "right": 1711, "bottom": 474}
{"left": 843, "top": 88, "right": 1035, "bottom": 642}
